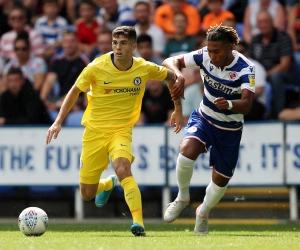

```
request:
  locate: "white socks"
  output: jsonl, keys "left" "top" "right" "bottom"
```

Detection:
{"left": 176, "top": 153, "right": 195, "bottom": 201}
{"left": 199, "top": 180, "right": 228, "bottom": 217}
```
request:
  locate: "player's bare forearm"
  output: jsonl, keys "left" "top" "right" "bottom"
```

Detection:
{"left": 164, "top": 69, "right": 185, "bottom": 100}
{"left": 163, "top": 57, "right": 183, "bottom": 77}
{"left": 46, "top": 85, "right": 82, "bottom": 145}
{"left": 165, "top": 69, "right": 177, "bottom": 90}
{"left": 55, "top": 85, "right": 82, "bottom": 124}
{"left": 170, "top": 101, "right": 183, "bottom": 133}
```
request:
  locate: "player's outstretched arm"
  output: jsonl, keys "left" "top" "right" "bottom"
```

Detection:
{"left": 163, "top": 56, "right": 186, "bottom": 100}
{"left": 46, "top": 85, "right": 82, "bottom": 145}
{"left": 170, "top": 101, "right": 183, "bottom": 133}
{"left": 163, "top": 69, "right": 183, "bottom": 133}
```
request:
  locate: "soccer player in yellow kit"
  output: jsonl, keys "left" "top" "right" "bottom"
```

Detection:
{"left": 46, "top": 26, "right": 184, "bottom": 236}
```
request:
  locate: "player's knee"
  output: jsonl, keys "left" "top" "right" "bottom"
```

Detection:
{"left": 80, "top": 187, "right": 96, "bottom": 201}
{"left": 114, "top": 165, "right": 131, "bottom": 181}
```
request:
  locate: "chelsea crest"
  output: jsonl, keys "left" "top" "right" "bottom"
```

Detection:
{"left": 134, "top": 77, "right": 142, "bottom": 86}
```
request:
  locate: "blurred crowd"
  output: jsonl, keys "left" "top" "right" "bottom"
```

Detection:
{"left": 0, "top": 0, "right": 300, "bottom": 126}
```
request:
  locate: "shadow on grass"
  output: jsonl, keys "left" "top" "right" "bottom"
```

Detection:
{"left": 0, "top": 223, "right": 299, "bottom": 233}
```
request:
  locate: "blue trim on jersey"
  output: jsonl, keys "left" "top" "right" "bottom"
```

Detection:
{"left": 202, "top": 66, "right": 241, "bottom": 87}
{"left": 202, "top": 95, "right": 236, "bottom": 116}
{"left": 42, "top": 33, "right": 59, "bottom": 39}
{"left": 201, "top": 111, "right": 243, "bottom": 129}
{"left": 225, "top": 57, "right": 250, "bottom": 72}
{"left": 192, "top": 53, "right": 203, "bottom": 67}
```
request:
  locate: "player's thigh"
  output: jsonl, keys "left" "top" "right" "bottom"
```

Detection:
{"left": 109, "top": 127, "right": 134, "bottom": 164}
{"left": 181, "top": 109, "right": 210, "bottom": 160}
{"left": 80, "top": 128, "right": 110, "bottom": 185}
{"left": 210, "top": 129, "right": 242, "bottom": 179}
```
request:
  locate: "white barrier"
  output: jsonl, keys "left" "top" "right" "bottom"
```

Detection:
{"left": 0, "top": 123, "right": 298, "bottom": 220}
{"left": 0, "top": 123, "right": 285, "bottom": 186}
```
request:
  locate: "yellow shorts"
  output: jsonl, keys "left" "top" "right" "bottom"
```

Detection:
{"left": 79, "top": 127, "right": 135, "bottom": 184}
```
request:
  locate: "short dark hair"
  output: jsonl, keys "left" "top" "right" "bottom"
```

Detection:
{"left": 43, "top": 0, "right": 59, "bottom": 5}
{"left": 9, "top": 5, "right": 26, "bottom": 17}
{"left": 14, "top": 31, "right": 30, "bottom": 49}
{"left": 134, "top": 1, "right": 149, "bottom": 9}
{"left": 112, "top": 26, "right": 137, "bottom": 43}
{"left": 137, "top": 34, "right": 152, "bottom": 45}
{"left": 79, "top": 0, "right": 97, "bottom": 9}
{"left": 7, "top": 67, "right": 23, "bottom": 77}
{"left": 62, "top": 29, "right": 77, "bottom": 37}
{"left": 206, "top": 24, "right": 239, "bottom": 46}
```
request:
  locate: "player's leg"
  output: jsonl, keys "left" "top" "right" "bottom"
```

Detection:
{"left": 109, "top": 128, "right": 145, "bottom": 236}
{"left": 194, "top": 128, "right": 242, "bottom": 235}
{"left": 164, "top": 109, "right": 208, "bottom": 223}
{"left": 79, "top": 128, "right": 114, "bottom": 202}
{"left": 194, "top": 170, "right": 229, "bottom": 235}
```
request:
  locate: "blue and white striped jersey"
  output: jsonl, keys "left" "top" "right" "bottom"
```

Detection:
{"left": 183, "top": 47, "right": 255, "bottom": 130}
{"left": 34, "top": 16, "right": 68, "bottom": 46}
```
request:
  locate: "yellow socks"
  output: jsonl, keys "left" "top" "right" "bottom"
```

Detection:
{"left": 96, "top": 177, "right": 113, "bottom": 195}
{"left": 121, "top": 176, "right": 144, "bottom": 227}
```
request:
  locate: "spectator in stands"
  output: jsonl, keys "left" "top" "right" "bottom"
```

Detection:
{"left": 34, "top": 0, "right": 68, "bottom": 61}
{"left": 287, "top": 0, "right": 300, "bottom": 73}
{"left": 243, "top": 0, "right": 286, "bottom": 44}
{"left": 136, "top": 34, "right": 164, "bottom": 65}
{"left": 201, "top": 0, "right": 235, "bottom": 31}
{"left": 0, "top": 67, "right": 52, "bottom": 125}
{"left": 40, "top": 30, "right": 89, "bottom": 114}
{"left": 97, "top": 0, "right": 136, "bottom": 32}
{"left": 237, "top": 41, "right": 267, "bottom": 121}
{"left": 91, "top": 30, "right": 112, "bottom": 60}
{"left": 222, "top": 18, "right": 243, "bottom": 40}
{"left": 0, "top": 5, "right": 45, "bottom": 74}
{"left": 134, "top": 1, "right": 165, "bottom": 57}
{"left": 249, "top": 10, "right": 295, "bottom": 119}
{"left": 163, "top": 12, "right": 196, "bottom": 58}
{"left": 136, "top": 80, "right": 174, "bottom": 125}
{"left": 279, "top": 103, "right": 300, "bottom": 121}
{"left": 76, "top": 0, "right": 99, "bottom": 58}
{"left": 154, "top": 0, "right": 201, "bottom": 38}
{"left": 1, "top": 32, "right": 47, "bottom": 94}
{"left": 0, "top": 0, "right": 14, "bottom": 37}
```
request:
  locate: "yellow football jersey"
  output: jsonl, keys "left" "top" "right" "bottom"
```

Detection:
{"left": 75, "top": 52, "right": 168, "bottom": 131}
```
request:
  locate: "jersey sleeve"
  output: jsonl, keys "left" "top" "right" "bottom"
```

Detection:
{"left": 240, "top": 65, "right": 256, "bottom": 93}
{"left": 183, "top": 49, "right": 203, "bottom": 68}
{"left": 75, "top": 65, "right": 94, "bottom": 92}
{"left": 146, "top": 61, "right": 168, "bottom": 81}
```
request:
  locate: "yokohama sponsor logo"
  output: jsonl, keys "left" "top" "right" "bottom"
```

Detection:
{"left": 113, "top": 87, "right": 140, "bottom": 93}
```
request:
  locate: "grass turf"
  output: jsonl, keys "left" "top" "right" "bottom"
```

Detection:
{"left": 0, "top": 222, "right": 299, "bottom": 250}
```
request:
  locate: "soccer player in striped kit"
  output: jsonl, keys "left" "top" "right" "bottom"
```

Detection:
{"left": 163, "top": 25, "right": 255, "bottom": 234}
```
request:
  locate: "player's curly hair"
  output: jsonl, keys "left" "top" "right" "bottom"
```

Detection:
{"left": 206, "top": 24, "right": 239, "bottom": 46}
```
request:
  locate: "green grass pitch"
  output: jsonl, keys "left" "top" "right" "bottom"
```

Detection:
{"left": 0, "top": 221, "right": 299, "bottom": 250}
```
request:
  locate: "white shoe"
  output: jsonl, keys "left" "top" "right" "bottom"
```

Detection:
{"left": 194, "top": 215, "right": 208, "bottom": 235}
{"left": 164, "top": 199, "right": 189, "bottom": 223}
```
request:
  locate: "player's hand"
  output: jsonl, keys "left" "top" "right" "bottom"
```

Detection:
{"left": 214, "top": 97, "right": 228, "bottom": 110}
{"left": 171, "top": 76, "right": 185, "bottom": 100}
{"left": 170, "top": 110, "right": 183, "bottom": 134}
{"left": 46, "top": 122, "right": 62, "bottom": 145}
